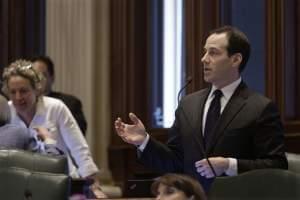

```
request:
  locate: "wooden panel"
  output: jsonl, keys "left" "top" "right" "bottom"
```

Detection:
{"left": 110, "top": 0, "right": 149, "bottom": 137}
{"left": 109, "top": 0, "right": 150, "bottom": 185}
{"left": 0, "top": 0, "right": 9, "bottom": 69}
{"left": 284, "top": 0, "right": 300, "bottom": 152}
{"left": 184, "top": 0, "right": 220, "bottom": 93}
{"left": 0, "top": 0, "right": 45, "bottom": 73}
{"left": 296, "top": 1, "right": 300, "bottom": 119}
{"left": 265, "top": 0, "right": 284, "bottom": 105}
{"left": 265, "top": 0, "right": 300, "bottom": 152}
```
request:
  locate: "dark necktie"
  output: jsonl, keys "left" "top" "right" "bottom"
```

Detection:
{"left": 204, "top": 89, "right": 223, "bottom": 146}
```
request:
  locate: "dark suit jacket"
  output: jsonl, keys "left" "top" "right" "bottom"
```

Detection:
{"left": 139, "top": 82, "right": 288, "bottom": 191}
{"left": 48, "top": 91, "right": 87, "bottom": 135}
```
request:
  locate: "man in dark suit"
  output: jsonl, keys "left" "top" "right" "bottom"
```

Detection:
{"left": 114, "top": 26, "right": 287, "bottom": 191}
{"left": 32, "top": 56, "right": 87, "bottom": 136}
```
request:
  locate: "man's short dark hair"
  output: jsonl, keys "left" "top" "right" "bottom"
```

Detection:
{"left": 209, "top": 26, "right": 251, "bottom": 73}
{"left": 31, "top": 55, "right": 55, "bottom": 77}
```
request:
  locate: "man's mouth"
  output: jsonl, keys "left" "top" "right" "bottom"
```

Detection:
{"left": 204, "top": 67, "right": 212, "bottom": 72}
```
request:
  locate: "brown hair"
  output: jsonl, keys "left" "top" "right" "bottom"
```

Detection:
{"left": 151, "top": 173, "right": 207, "bottom": 200}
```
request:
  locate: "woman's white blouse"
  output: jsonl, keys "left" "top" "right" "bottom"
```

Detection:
{"left": 9, "top": 96, "right": 98, "bottom": 178}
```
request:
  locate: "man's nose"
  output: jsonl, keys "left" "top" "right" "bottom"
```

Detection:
{"left": 201, "top": 52, "right": 208, "bottom": 63}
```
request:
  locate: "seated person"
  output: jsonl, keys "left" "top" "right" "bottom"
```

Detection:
{"left": 2, "top": 59, "right": 106, "bottom": 198}
{"left": 31, "top": 55, "right": 87, "bottom": 135}
{"left": 0, "top": 94, "right": 59, "bottom": 154}
{"left": 151, "top": 173, "right": 207, "bottom": 200}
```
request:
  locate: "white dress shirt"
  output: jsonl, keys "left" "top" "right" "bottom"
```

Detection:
{"left": 202, "top": 78, "right": 242, "bottom": 133}
{"left": 202, "top": 77, "right": 241, "bottom": 176}
{"left": 9, "top": 96, "right": 99, "bottom": 178}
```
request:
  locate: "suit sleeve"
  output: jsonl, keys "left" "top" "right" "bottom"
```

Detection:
{"left": 138, "top": 109, "right": 184, "bottom": 173}
{"left": 237, "top": 102, "right": 288, "bottom": 173}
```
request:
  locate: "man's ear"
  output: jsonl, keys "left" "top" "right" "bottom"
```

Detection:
{"left": 231, "top": 53, "right": 242, "bottom": 68}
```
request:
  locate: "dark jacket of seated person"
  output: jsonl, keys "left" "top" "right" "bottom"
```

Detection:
{"left": 0, "top": 95, "right": 60, "bottom": 155}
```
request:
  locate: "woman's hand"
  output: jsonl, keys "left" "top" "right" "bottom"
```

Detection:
{"left": 87, "top": 174, "right": 107, "bottom": 198}
{"left": 34, "top": 127, "right": 52, "bottom": 141}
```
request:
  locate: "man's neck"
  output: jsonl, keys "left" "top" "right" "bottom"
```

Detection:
{"left": 213, "top": 74, "right": 240, "bottom": 89}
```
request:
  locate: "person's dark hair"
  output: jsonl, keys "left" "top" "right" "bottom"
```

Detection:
{"left": 151, "top": 173, "right": 207, "bottom": 200}
{"left": 31, "top": 55, "right": 55, "bottom": 77}
{"left": 209, "top": 25, "right": 251, "bottom": 73}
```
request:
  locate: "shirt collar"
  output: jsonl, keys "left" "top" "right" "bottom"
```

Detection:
{"left": 34, "top": 96, "right": 46, "bottom": 118}
{"left": 9, "top": 96, "right": 46, "bottom": 127}
{"left": 209, "top": 77, "right": 242, "bottom": 100}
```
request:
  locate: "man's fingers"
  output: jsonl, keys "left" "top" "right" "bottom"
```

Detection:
{"left": 114, "top": 117, "right": 122, "bottom": 126}
{"left": 196, "top": 164, "right": 214, "bottom": 178}
{"left": 195, "top": 159, "right": 206, "bottom": 167}
{"left": 115, "top": 117, "right": 125, "bottom": 128}
{"left": 129, "top": 112, "right": 140, "bottom": 125}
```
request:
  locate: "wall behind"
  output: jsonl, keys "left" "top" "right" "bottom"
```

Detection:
{"left": 46, "top": 0, "right": 111, "bottom": 182}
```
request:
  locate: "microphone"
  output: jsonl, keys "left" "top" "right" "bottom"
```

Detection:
{"left": 177, "top": 76, "right": 193, "bottom": 104}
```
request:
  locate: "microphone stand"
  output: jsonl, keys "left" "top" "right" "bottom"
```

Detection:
{"left": 177, "top": 76, "right": 217, "bottom": 178}
{"left": 177, "top": 76, "right": 192, "bottom": 103}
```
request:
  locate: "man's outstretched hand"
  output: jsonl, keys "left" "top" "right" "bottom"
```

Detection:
{"left": 114, "top": 113, "right": 147, "bottom": 146}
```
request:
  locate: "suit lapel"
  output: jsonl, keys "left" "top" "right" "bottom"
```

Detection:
{"left": 181, "top": 88, "right": 210, "bottom": 149}
{"left": 206, "top": 83, "right": 249, "bottom": 154}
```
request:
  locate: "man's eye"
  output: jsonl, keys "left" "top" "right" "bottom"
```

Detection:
{"left": 209, "top": 51, "right": 218, "bottom": 55}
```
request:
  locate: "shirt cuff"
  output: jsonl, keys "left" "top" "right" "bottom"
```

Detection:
{"left": 137, "top": 133, "right": 150, "bottom": 152}
{"left": 225, "top": 158, "right": 238, "bottom": 176}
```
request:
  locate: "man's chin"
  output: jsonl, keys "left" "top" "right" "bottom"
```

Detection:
{"left": 203, "top": 76, "right": 213, "bottom": 84}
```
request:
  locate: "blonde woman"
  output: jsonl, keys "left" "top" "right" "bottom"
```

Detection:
{"left": 2, "top": 59, "right": 106, "bottom": 198}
